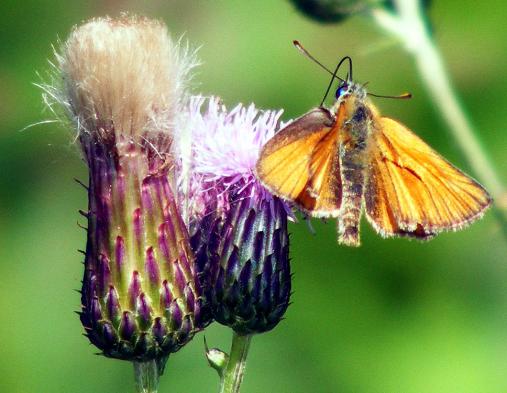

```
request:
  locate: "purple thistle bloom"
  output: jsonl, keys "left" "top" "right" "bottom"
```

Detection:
{"left": 47, "top": 15, "right": 207, "bottom": 366}
{"left": 185, "top": 97, "right": 293, "bottom": 335}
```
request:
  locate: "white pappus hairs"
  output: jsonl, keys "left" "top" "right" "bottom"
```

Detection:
{"left": 44, "top": 13, "right": 199, "bottom": 144}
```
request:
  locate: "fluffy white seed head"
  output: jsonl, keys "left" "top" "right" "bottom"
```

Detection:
{"left": 56, "top": 14, "right": 197, "bottom": 140}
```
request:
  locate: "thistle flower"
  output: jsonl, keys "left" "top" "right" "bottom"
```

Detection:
{"left": 186, "top": 97, "right": 292, "bottom": 335}
{"left": 182, "top": 97, "right": 293, "bottom": 391}
{"left": 47, "top": 15, "right": 205, "bottom": 374}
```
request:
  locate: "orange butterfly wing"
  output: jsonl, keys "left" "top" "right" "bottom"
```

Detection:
{"left": 256, "top": 108, "right": 342, "bottom": 216}
{"left": 365, "top": 117, "right": 492, "bottom": 239}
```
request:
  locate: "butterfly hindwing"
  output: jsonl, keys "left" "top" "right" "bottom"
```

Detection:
{"left": 256, "top": 108, "right": 342, "bottom": 216}
{"left": 365, "top": 117, "right": 492, "bottom": 238}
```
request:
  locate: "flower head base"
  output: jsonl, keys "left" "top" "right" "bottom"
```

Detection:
{"left": 53, "top": 15, "right": 204, "bottom": 363}
{"left": 186, "top": 97, "right": 292, "bottom": 335}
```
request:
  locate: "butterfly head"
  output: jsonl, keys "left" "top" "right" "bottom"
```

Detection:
{"left": 334, "top": 80, "right": 367, "bottom": 101}
{"left": 335, "top": 82, "right": 349, "bottom": 99}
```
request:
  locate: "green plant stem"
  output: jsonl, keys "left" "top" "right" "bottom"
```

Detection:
{"left": 371, "top": 0, "right": 507, "bottom": 228}
{"left": 219, "top": 332, "right": 253, "bottom": 393}
{"left": 134, "top": 360, "right": 160, "bottom": 393}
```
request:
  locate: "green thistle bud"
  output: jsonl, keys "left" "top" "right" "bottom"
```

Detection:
{"left": 288, "top": 0, "right": 431, "bottom": 23}
{"left": 53, "top": 15, "right": 204, "bottom": 364}
{"left": 289, "top": 0, "right": 375, "bottom": 22}
{"left": 204, "top": 337, "right": 229, "bottom": 376}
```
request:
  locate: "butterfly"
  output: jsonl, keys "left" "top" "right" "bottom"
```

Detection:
{"left": 255, "top": 44, "right": 492, "bottom": 247}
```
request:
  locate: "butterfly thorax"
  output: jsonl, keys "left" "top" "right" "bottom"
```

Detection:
{"left": 330, "top": 82, "right": 371, "bottom": 153}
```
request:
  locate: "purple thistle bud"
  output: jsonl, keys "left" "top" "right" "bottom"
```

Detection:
{"left": 128, "top": 271, "right": 142, "bottom": 310}
{"left": 145, "top": 247, "right": 161, "bottom": 288}
{"left": 186, "top": 97, "right": 292, "bottom": 335}
{"left": 115, "top": 236, "right": 126, "bottom": 275}
{"left": 167, "top": 301, "right": 183, "bottom": 330}
{"left": 160, "top": 280, "right": 173, "bottom": 310}
{"left": 90, "top": 296, "right": 103, "bottom": 326}
{"left": 137, "top": 293, "right": 153, "bottom": 330}
{"left": 49, "top": 15, "right": 206, "bottom": 363}
{"left": 97, "top": 254, "right": 111, "bottom": 296}
{"left": 152, "top": 317, "right": 167, "bottom": 345}
{"left": 105, "top": 285, "right": 121, "bottom": 324}
{"left": 119, "top": 311, "right": 136, "bottom": 341}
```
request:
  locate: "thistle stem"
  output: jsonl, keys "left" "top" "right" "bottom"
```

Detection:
{"left": 219, "top": 332, "right": 253, "bottom": 393}
{"left": 371, "top": 0, "right": 507, "bottom": 232}
{"left": 134, "top": 360, "right": 160, "bottom": 393}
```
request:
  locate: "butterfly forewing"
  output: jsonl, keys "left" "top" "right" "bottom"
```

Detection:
{"left": 365, "top": 117, "right": 492, "bottom": 238}
{"left": 256, "top": 108, "right": 342, "bottom": 215}
{"left": 302, "top": 125, "right": 342, "bottom": 215}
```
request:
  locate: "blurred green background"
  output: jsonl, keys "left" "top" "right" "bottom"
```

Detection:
{"left": 1, "top": 0, "right": 507, "bottom": 392}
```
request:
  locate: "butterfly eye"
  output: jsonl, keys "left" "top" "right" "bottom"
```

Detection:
{"left": 335, "top": 84, "right": 348, "bottom": 99}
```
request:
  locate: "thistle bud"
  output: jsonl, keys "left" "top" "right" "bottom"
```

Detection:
{"left": 288, "top": 0, "right": 431, "bottom": 23}
{"left": 289, "top": 0, "right": 373, "bottom": 22}
{"left": 186, "top": 97, "right": 292, "bottom": 335}
{"left": 53, "top": 15, "right": 203, "bottom": 363}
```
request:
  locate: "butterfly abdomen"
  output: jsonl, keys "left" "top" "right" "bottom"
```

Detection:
{"left": 337, "top": 105, "right": 371, "bottom": 247}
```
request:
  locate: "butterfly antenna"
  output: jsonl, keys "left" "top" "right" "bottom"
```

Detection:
{"left": 293, "top": 40, "right": 345, "bottom": 83}
{"left": 367, "top": 91, "right": 412, "bottom": 100}
{"left": 320, "top": 56, "right": 353, "bottom": 107}
{"left": 294, "top": 41, "right": 410, "bottom": 102}
{"left": 345, "top": 56, "right": 353, "bottom": 81}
